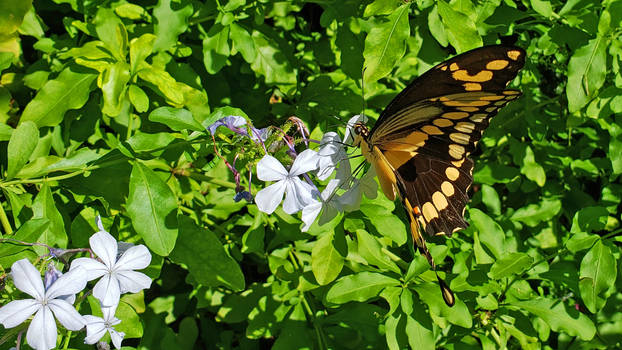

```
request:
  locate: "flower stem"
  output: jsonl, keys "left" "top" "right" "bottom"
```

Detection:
{"left": 0, "top": 197, "right": 13, "bottom": 235}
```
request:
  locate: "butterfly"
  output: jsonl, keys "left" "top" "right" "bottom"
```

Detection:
{"left": 352, "top": 45, "right": 525, "bottom": 307}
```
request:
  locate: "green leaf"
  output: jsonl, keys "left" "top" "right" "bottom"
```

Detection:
{"left": 100, "top": 61, "right": 131, "bottom": 117}
{"left": 203, "top": 24, "right": 230, "bottom": 74}
{"left": 481, "top": 184, "right": 501, "bottom": 216}
{"left": 126, "top": 162, "right": 178, "bottom": 256}
{"left": 579, "top": 240, "right": 616, "bottom": 313}
{"left": 128, "top": 84, "right": 149, "bottom": 113}
{"left": 170, "top": 216, "right": 245, "bottom": 291}
{"left": 363, "top": 4, "right": 410, "bottom": 83}
{"left": 470, "top": 208, "right": 505, "bottom": 259}
{"left": 530, "top": 0, "right": 553, "bottom": 18}
{"left": 413, "top": 282, "right": 472, "bottom": 328}
{"left": 520, "top": 145, "right": 546, "bottom": 186}
{"left": 312, "top": 232, "right": 344, "bottom": 285}
{"left": 32, "top": 183, "right": 67, "bottom": 253}
{"left": 364, "top": 0, "right": 399, "bottom": 16}
{"left": 507, "top": 298, "right": 596, "bottom": 340}
{"left": 360, "top": 203, "right": 407, "bottom": 245}
{"left": 230, "top": 23, "right": 256, "bottom": 63}
{"left": 148, "top": 106, "right": 204, "bottom": 132}
{"left": 510, "top": 198, "right": 562, "bottom": 227}
{"left": 566, "top": 36, "right": 607, "bottom": 112}
{"left": 356, "top": 229, "right": 401, "bottom": 273}
{"left": 326, "top": 271, "right": 400, "bottom": 304}
{"left": 489, "top": 252, "right": 534, "bottom": 279}
{"left": 152, "top": 0, "right": 192, "bottom": 51}
{"left": 20, "top": 67, "right": 97, "bottom": 127}
{"left": 405, "top": 297, "right": 435, "bottom": 350}
{"left": 250, "top": 30, "right": 296, "bottom": 87}
{"left": 0, "top": 218, "right": 48, "bottom": 258}
{"left": 0, "top": 0, "right": 32, "bottom": 37}
{"left": 436, "top": 0, "right": 482, "bottom": 52}
{"left": 6, "top": 121, "right": 38, "bottom": 179}
{"left": 130, "top": 33, "right": 156, "bottom": 74}
{"left": 570, "top": 206, "right": 609, "bottom": 234}
{"left": 94, "top": 7, "right": 128, "bottom": 61}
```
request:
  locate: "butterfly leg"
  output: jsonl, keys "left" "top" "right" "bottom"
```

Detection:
{"left": 403, "top": 198, "right": 455, "bottom": 307}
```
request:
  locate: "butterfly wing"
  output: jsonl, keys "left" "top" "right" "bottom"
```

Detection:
{"left": 369, "top": 46, "right": 525, "bottom": 237}
{"left": 363, "top": 46, "right": 525, "bottom": 306}
{"left": 371, "top": 45, "right": 525, "bottom": 136}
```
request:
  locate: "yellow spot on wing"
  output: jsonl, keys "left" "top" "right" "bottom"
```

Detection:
{"left": 503, "top": 90, "right": 521, "bottom": 95}
{"left": 452, "top": 69, "right": 493, "bottom": 82}
{"left": 463, "top": 83, "right": 482, "bottom": 91}
{"left": 432, "top": 191, "right": 448, "bottom": 210}
{"left": 433, "top": 118, "right": 454, "bottom": 127}
{"left": 422, "top": 125, "right": 443, "bottom": 135}
{"left": 366, "top": 146, "right": 397, "bottom": 201}
{"left": 486, "top": 59, "right": 509, "bottom": 70}
{"left": 452, "top": 158, "right": 466, "bottom": 167}
{"left": 422, "top": 202, "right": 439, "bottom": 221}
{"left": 443, "top": 99, "right": 490, "bottom": 107}
{"left": 481, "top": 95, "right": 505, "bottom": 101}
{"left": 457, "top": 106, "right": 479, "bottom": 112}
{"left": 470, "top": 114, "right": 487, "bottom": 122}
{"left": 507, "top": 50, "right": 522, "bottom": 60}
{"left": 441, "top": 181, "right": 455, "bottom": 196}
{"left": 494, "top": 100, "right": 508, "bottom": 106}
{"left": 485, "top": 107, "right": 497, "bottom": 112}
{"left": 449, "top": 144, "right": 466, "bottom": 159}
{"left": 443, "top": 112, "right": 470, "bottom": 120}
{"left": 446, "top": 166, "right": 460, "bottom": 180}
{"left": 455, "top": 122, "right": 476, "bottom": 133}
{"left": 449, "top": 132, "right": 470, "bottom": 145}
{"left": 449, "top": 62, "right": 459, "bottom": 71}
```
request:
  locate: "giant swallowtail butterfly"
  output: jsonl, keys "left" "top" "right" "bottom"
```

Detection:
{"left": 352, "top": 45, "right": 525, "bottom": 306}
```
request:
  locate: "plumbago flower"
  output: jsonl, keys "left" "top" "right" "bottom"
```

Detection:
{"left": 84, "top": 304, "right": 125, "bottom": 349}
{"left": 316, "top": 132, "right": 350, "bottom": 181}
{"left": 70, "top": 217, "right": 152, "bottom": 307}
{"left": 0, "top": 259, "right": 87, "bottom": 350}
{"left": 255, "top": 149, "right": 320, "bottom": 214}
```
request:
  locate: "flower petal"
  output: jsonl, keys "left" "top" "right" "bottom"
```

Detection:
{"left": 110, "top": 328, "right": 126, "bottom": 349}
{"left": 115, "top": 245, "right": 151, "bottom": 270}
{"left": 116, "top": 270, "right": 152, "bottom": 293}
{"left": 89, "top": 230, "right": 119, "bottom": 268}
{"left": 93, "top": 274, "right": 121, "bottom": 308}
{"left": 289, "top": 149, "right": 319, "bottom": 175}
{"left": 301, "top": 200, "right": 322, "bottom": 232}
{"left": 48, "top": 299, "right": 85, "bottom": 331}
{"left": 45, "top": 266, "right": 88, "bottom": 299}
{"left": 70, "top": 257, "right": 108, "bottom": 281}
{"left": 0, "top": 299, "right": 40, "bottom": 328}
{"left": 10, "top": 259, "right": 45, "bottom": 300}
{"left": 27, "top": 307, "right": 57, "bottom": 350}
{"left": 83, "top": 315, "right": 107, "bottom": 345}
{"left": 282, "top": 178, "right": 315, "bottom": 214}
{"left": 256, "top": 155, "right": 288, "bottom": 181}
{"left": 255, "top": 181, "right": 286, "bottom": 214}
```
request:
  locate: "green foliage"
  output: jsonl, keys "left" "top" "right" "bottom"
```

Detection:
{"left": 1, "top": 0, "right": 622, "bottom": 349}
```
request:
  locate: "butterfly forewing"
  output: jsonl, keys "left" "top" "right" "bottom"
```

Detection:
{"left": 371, "top": 45, "right": 525, "bottom": 134}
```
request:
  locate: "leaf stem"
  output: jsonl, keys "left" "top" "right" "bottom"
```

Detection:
{"left": 0, "top": 196, "right": 13, "bottom": 235}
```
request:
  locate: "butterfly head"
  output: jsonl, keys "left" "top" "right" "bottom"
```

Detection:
{"left": 352, "top": 122, "right": 370, "bottom": 147}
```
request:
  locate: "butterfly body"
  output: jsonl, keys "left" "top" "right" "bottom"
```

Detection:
{"left": 355, "top": 45, "right": 526, "bottom": 306}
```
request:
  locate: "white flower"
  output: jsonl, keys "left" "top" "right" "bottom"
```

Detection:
{"left": 338, "top": 168, "right": 378, "bottom": 211}
{"left": 0, "top": 259, "right": 87, "bottom": 350}
{"left": 316, "top": 132, "right": 349, "bottom": 181}
{"left": 255, "top": 149, "right": 319, "bottom": 214}
{"left": 84, "top": 304, "right": 125, "bottom": 349}
{"left": 301, "top": 179, "right": 343, "bottom": 231}
{"left": 70, "top": 217, "right": 152, "bottom": 307}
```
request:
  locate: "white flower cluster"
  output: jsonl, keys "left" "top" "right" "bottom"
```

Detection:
{"left": 0, "top": 217, "right": 152, "bottom": 350}
{"left": 208, "top": 115, "right": 378, "bottom": 230}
